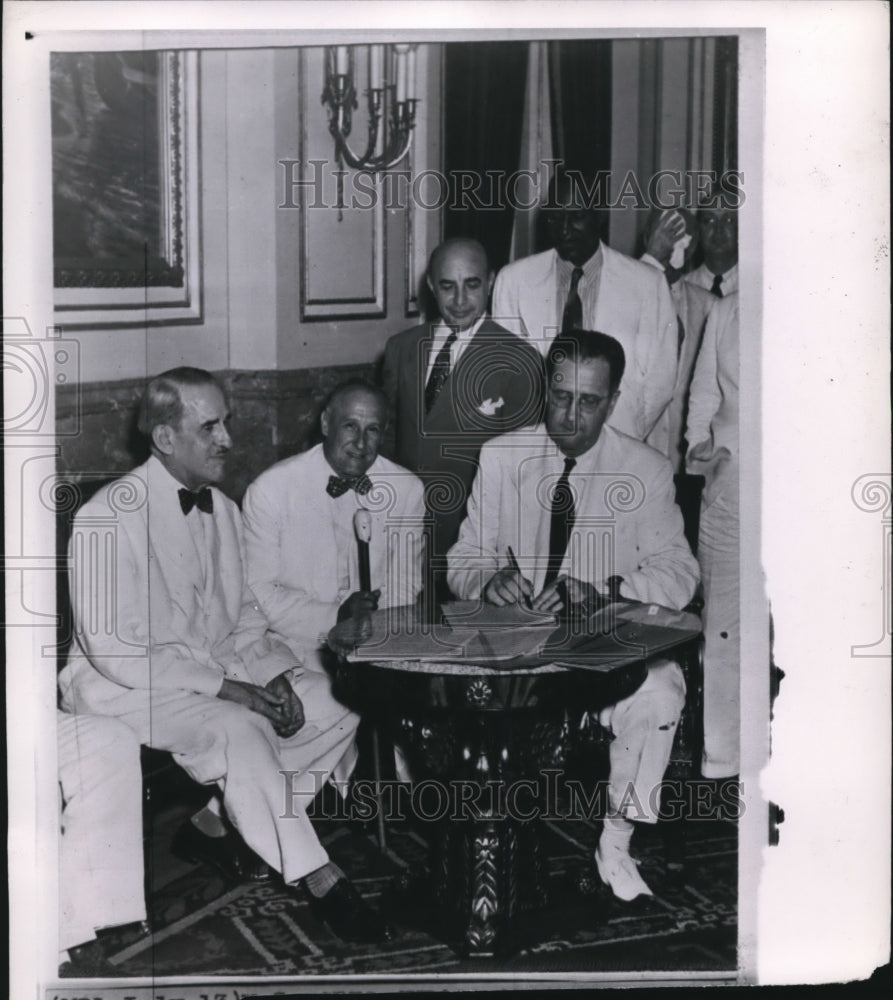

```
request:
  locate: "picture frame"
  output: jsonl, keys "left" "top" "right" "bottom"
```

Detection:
{"left": 52, "top": 49, "right": 202, "bottom": 328}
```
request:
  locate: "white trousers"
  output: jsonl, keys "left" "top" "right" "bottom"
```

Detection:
{"left": 598, "top": 658, "right": 687, "bottom": 823}
{"left": 698, "top": 473, "right": 740, "bottom": 778}
{"left": 58, "top": 712, "right": 147, "bottom": 951}
{"left": 98, "top": 671, "right": 359, "bottom": 885}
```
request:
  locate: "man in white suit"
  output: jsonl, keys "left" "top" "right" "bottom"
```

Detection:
{"left": 58, "top": 367, "right": 390, "bottom": 944}
{"left": 242, "top": 380, "right": 425, "bottom": 673}
{"left": 639, "top": 207, "right": 717, "bottom": 470}
{"left": 448, "top": 331, "right": 699, "bottom": 901}
{"left": 686, "top": 294, "right": 740, "bottom": 778}
{"left": 491, "top": 169, "right": 678, "bottom": 450}
{"left": 685, "top": 200, "right": 739, "bottom": 298}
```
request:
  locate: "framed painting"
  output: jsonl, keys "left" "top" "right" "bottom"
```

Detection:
{"left": 51, "top": 49, "right": 202, "bottom": 327}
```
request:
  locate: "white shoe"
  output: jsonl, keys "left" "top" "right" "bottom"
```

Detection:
{"left": 595, "top": 842, "right": 654, "bottom": 901}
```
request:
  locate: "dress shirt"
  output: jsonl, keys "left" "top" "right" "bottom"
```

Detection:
{"left": 156, "top": 461, "right": 212, "bottom": 589}
{"left": 424, "top": 314, "right": 488, "bottom": 383}
{"left": 330, "top": 484, "right": 363, "bottom": 604}
{"left": 554, "top": 246, "right": 604, "bottom": 335}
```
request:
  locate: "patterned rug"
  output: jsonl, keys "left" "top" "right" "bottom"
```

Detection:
{"left": 103, "top": 811, "right": 737, "bottom": 978}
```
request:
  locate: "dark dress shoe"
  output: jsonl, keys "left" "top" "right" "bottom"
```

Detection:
{"left": 61, "top": 938, "right": 117, "bottom": 977}
{"left": 306, "top": 878, "right": 395, "bottom": 944}
{"left": 96, "top": 919, "right": 152, "bottom": 950}
{"left": 171, "top": 819, "right": 270, "bottom": 882}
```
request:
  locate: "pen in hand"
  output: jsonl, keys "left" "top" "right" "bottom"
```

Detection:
{"left": 506, "top": 546, "right": 533, "bottom": 609}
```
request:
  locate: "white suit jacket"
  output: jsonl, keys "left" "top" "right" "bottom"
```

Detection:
{"left": 447, "top": 424, "right": 699, "bottom": 610}
{"left": 242, "top": 444, "right": 425, "bottom": 660}
{"left": 686, "top": 293, "right": 739, "bottom": 459}
{"left": 491, "top": 244, "right": 678, "bottom": 446}
{"left": 639, "top": 256, "right": 717, "bottom": 470}
{"left": 59, "top": 456, "right": 297, "bottom": 718}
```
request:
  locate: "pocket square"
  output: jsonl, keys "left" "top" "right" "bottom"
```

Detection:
{"left": 477, "top": 396, "right": 505, "bottom": 416}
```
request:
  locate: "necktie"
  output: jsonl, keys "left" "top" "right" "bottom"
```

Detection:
{"left": 710, "top": 273, "right": 724, "bottom": 298}
{"left": 178, "top": 487, "right": 213, "bottom": 515}
{"left": 326, "top": 473, "right": 373, "bottom": 499}
{"left": 545, "top": 457, "right": 577, "bottom": 586}
{"left": 676, "top": 315, "right": 686, "bottom": 359}
{"left": 424, "top": 329, "right": 458, "bottom": 413}
{"left": 561, "top": 267, "right": 585, "bottom": 333}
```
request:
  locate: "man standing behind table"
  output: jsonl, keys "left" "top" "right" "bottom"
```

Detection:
{"left": 382, "top": 237, "right": 545, "bottom": 595}
{"left": 242, "top": 379, "right": 425, "bottom": 673}
{"left": 685, "top": 192, "right": 739, "bottom": 298}
{"left": 685, "top": 294, "right": 740, "bottom": 779}
{"left": 447, "top": 331, "right": 699, "bottom": 901}
{"left": 639, "top": 207, "right": 717, "bottom": 469}
{"left": 58, "top": 367, "right": 390, "bottom": 944}
{"left": 491, "top": 167, "right": 678, "bottom": 450}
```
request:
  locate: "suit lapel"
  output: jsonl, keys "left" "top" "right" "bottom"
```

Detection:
{"left": 524, "top": 252, "right": 560, "bottom": 344}
{"left": 203, "top": 501, "right": 238, "bottom": 630}
{"left": 308, "top": 447, "right": 340, "bottom": 601}
{"left": 425, "top": 320, "right": 509, "bottom": 430}
{"left": 590, "top": 243, "right": 619, "bottom": 332}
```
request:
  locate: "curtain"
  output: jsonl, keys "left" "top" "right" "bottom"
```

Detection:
{"left": 548, "top": 40, "right": 613, "bottom": 188}
{"left": 442, "top": 42, "right": 529, "bottom": 273}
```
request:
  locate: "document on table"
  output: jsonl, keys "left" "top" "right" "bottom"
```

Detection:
{"left": 346, "top": 604, "right": 555, "bottom": 662}
{"left": 440, "top": 599, "right": 557, "bottom": 629}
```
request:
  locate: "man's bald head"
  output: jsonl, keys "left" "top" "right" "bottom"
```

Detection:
{"left": 426, "top": 238, "right": 494, "bottom": 332}
{"left": 320, "top": 379, "right": 388, "bottom": 481}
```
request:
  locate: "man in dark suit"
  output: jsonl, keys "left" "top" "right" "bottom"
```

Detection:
{"left": 382, "top": 237, "right": 545, "bottom": 596}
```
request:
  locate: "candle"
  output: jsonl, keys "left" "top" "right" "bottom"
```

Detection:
{"left": 335, "top": 46, "right": 349, "bottom": 76}
{"left": 395, "top": 48, "right": 407, "bottom": 103}
{"left": 407, "top": 46, "right": 417, "bottom": 101}
{"left": 369, "top": 45, "right": 383, "bottom": 89}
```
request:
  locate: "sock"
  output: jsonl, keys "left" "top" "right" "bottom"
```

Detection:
{"left": 304, "top": 862, "right": 345, "bottom": 898}
{"left": 599, "top": 813, "right": 634, "bottom": 854}
{"left": 190, "top": 804, "right": 228, "bottom": 839}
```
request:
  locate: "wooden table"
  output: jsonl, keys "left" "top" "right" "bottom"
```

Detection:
{"left": 337, "top": 602, "right": 701, "bottom": 957}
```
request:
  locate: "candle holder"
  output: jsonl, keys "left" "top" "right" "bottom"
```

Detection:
{"left": 322, "top": 44, "right": 419, "bottom": 214}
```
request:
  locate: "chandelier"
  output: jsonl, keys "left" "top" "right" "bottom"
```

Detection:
{"left": 321, "top": 44, "right": 419, "bottom": 214}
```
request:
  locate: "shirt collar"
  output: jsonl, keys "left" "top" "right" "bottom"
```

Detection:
{"left": 542, "top": 422, "right": 609, "bottom": 470}
{"left": 704, "top": 261, "right": 738, "bottom": 282}
{"left": 149, "top": 453, "right": 213, "bottom": 498}
{"left": 555, "top": 242, "right": 604, "bottom": 280}
{"left": 318, "top": 443, "right": 382, "bottom": 485}
{"left": 432, "top": 312, "right": 488, "bottom": 344}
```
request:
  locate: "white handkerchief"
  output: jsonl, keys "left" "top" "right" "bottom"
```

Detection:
{"left": 478, "top": 396, "right": 505, "bottom": 416}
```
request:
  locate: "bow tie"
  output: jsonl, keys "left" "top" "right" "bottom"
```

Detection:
{"left": 178, "top": 487, "right": 214, "bottom": 515}
{"left": 326, "top": 474, "right": 372, "bottom": 499}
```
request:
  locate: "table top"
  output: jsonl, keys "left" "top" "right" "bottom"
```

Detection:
{"left": 347, "top": 601, "right": 701, "bottom": 678}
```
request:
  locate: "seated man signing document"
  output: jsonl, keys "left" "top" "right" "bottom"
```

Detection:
{"left": 447, "top": 331, "right": 700, "bottom": 900}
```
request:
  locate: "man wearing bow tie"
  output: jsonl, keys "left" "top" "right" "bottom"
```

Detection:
{"left": 59, "top": 367, "right": 391, "bottom": 944}
{"left": 381, "top": 238, "right": 545, "bottom": 597}
{"left": 242, "top": 379, "right": 425, "bottom": 672}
